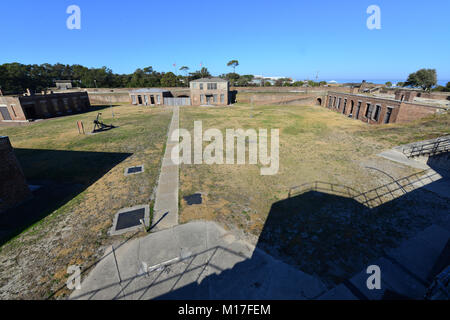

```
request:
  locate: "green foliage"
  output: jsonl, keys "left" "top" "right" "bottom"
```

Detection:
{"left": 0, "top": 63, "right": 186, "bottom": 94}
{"left": 433, "top": 82, "right": 450, "bottom": 92}
{"left": 405, "top": 69, "right": 437, "bottom": 91}
{"left": 160, "top": 72, "right": 180, "bottom": 87}
{"left": 385, "top": 81, "right": 392, "bottom": 87}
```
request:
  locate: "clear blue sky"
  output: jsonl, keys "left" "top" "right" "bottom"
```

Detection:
{"left": 1, "top": 0, "right": 449, "bottom": 82}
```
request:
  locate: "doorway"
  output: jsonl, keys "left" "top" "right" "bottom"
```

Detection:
{"left": 24, "top": 105, "right": 37, "bottom": 119}
{"left": 383, "top": 107, "right": 393, "bottom": 124}
{"left": 0, "top": 106, "right": 12, "bottom": 120}
{"left": 355, "top": 102, "right": 361, "bottom": 119}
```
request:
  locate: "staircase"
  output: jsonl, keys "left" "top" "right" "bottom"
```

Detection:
{"left": 401, "top": 136, "right": 450, "bottom": 158}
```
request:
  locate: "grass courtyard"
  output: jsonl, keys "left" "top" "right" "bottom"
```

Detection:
{"left": 0, "top": 101, "right": 448, "bottom": 297}
{"left": 179, "top": 103, "right": 450, "bottom": 286}
{"left": 0, "top": 104, "right": 172, "bottom": 298}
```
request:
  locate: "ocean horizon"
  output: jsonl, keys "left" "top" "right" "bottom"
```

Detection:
{"left": 324, "top": 79, "right": 449, "bottom": 86}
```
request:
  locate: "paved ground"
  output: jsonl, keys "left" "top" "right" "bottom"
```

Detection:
{"left": 69, "top": 221, "right": 326, "bottom": 300}
{"left": 153, "top": 106, "right": 179, "bottom": 230}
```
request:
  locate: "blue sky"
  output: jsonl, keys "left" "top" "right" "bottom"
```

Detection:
{"left": 1, "top": 0, "right": 449, "bottom": 82}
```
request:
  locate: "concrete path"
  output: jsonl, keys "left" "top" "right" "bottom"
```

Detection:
{"left": 152, "top": 106, "right": 179, "bottom": 231}
{"left": 378, "top": 149, "right": 430, "bottom": 170}
{"left": 70, "top": 221, "right": 326, "bottom": 300}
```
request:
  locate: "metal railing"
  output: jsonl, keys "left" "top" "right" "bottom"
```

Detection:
{"left": 288, "top": 169, "right": 441, "bottom": 209}
{"left": 402, "top": 136, "right": 450, "bottom": 158}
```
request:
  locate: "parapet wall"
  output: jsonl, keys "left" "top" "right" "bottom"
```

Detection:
{"left": 0, "top": 136, "right": 31, "bottom": 212}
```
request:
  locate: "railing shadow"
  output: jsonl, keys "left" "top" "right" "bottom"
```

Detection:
{"left": 288, "top": 169, "right": 443, "bottom": 209}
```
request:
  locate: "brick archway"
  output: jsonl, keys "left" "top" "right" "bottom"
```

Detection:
{"left": 316, "top": 98, "right": 322, "bottom": 106}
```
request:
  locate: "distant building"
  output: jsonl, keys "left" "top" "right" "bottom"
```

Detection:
{"left": 321, "top": 91, "right": 446, "bottom": 125}
{"left": 55, "top": 80, "right": 73, "bottom": 90}
{"left": 129, "top": 88, "right": 171, "bottom": 106}
{"left": 190, "top": 78, "right": 230, "bottom": 105}
{"left": 0, "top": 90, "right": 91, "bottom": 122}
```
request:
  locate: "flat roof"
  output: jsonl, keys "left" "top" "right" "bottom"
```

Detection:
{"left": 190, "top": 77, "right": 228, "bottom": 83}
{"left": 130, "top": 88, "right": 170, "bottom": 93}
{"left": 130, "top": 88, "right": 169, "bottom": 93}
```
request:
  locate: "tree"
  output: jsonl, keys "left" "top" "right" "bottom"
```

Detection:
{"left": 227, "top": 60, "right": 239, "bottom": 74}
{"left": 405, "top": 69, "right": 437, "bottom": 91}
{"left": 160, "top": 72, "right": 179, "bottom": 87}
{"left": 385, "top": 81, "right": 392, "bottom": 87}
{"left": 179, "top": 66, "right": 189, "bottom": 86}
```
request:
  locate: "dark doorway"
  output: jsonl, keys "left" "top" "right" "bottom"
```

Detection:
{"left": 316, "top": 98, "right": 322, "bottom": 106}
{"left": 150, "top": 95, "right": 155, "bottom": 105}
{"left": 23, "top": 105, "right": 37, "bottom": 119}
{"left": 355, "top": 102, "right": 361, "bottom": 119}
{"left": 0, "top": 106, "right": 12, "bottom": 120}
{"left": 350, "top": 100, "right": 354, "bottom": 116}
{"left": 138, "top": 95, "right": 143, "bottom": 105}
{"left": 342, "top": 99, "right": 347, "bottom": 114}
{"left": 384, "top": 107, "right": 393, "bottom": 124}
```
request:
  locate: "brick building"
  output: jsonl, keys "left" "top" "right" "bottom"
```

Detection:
{"left": 190, "top": 78, "right": 230, "bottom": 106}
{"left": 129, "top": 88, "right": 171, "bottom": 106}
{"left": 0, "top": 91, "right": 91, "bottom": 122}
{"left": 323, "top": 91, "right": 445, "bottom": 124}
{"left": 0, "top": 136, "right": 31, "bottom": 212}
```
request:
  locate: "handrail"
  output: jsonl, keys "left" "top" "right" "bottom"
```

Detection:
{"left": 402, "top": 137, "right": 450, "bottom": 158}
{"left": 288, "top": 169, "right": 440, "bottom": 209}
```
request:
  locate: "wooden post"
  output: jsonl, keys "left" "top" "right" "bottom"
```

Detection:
{"left": 77, "top": 121, "right": 85, "bottom": 134}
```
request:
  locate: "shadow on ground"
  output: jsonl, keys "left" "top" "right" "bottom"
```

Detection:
{"left": 156, "top": 153, "right": 449, "bottom": 299}
{"left": 0, "top": 148, "right": 131, "bottom": 245}
{"left": 68, "top": 153, "right": 449, "bottom": 300}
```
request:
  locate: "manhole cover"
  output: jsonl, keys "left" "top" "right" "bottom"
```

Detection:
{"left": 183, "top": 193, "right": 202, "bottom": 205}
{"left": 109, "top": 205, "right": 150, "bottom": 235}
{"left": 116, "top": 208, "right": 145, "bottom": 230}
{"left": 124, "top": 165, "right": 144, "bottom": 176}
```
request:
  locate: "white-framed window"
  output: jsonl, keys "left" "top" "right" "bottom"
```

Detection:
{"left": 200, "top": 83, "right": 204, "bottom": 90}
{"left": 207, "top": 83, "right": 217, "bottom": 90}
{"left": 213, "top": 94, "right": 217, "bottom": 103}
{"left": 157, "top": 95, "right": 161, "bottom": 104}
{"left": 200, "top": 94, "right": 205, "bottom": 103}
{"left": 220, "top": 94, "right": 224, "bottom": 103}
{"left": 131, "top": 95, "right": 136, "bottom": 104}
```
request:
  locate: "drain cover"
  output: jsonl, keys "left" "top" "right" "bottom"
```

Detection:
{"left": 116, "top": 208, "right": 145, "bottom": 230}
{"left": 124, "top": 165, "right": 144, "bottom": 176}
{"left": 109, "top": 205, "right": 150, "bottom": 235}
{"left": 183, "top": 193, "right": 202, "bottom": 205}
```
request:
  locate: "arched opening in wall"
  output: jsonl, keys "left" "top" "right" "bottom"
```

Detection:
{"left": 316, "top": 98, "right": 322, "bottom": 105}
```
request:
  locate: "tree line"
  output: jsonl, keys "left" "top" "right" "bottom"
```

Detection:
{"left": 0, "top": 63, "right": 216, "bottom": 95}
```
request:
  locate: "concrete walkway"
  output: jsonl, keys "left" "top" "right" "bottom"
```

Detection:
{"left": 152, "top": 106, "right": 179, "bottom": 231}
{"left": 70, "top": 221, "right": 326, "bottom": 300}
